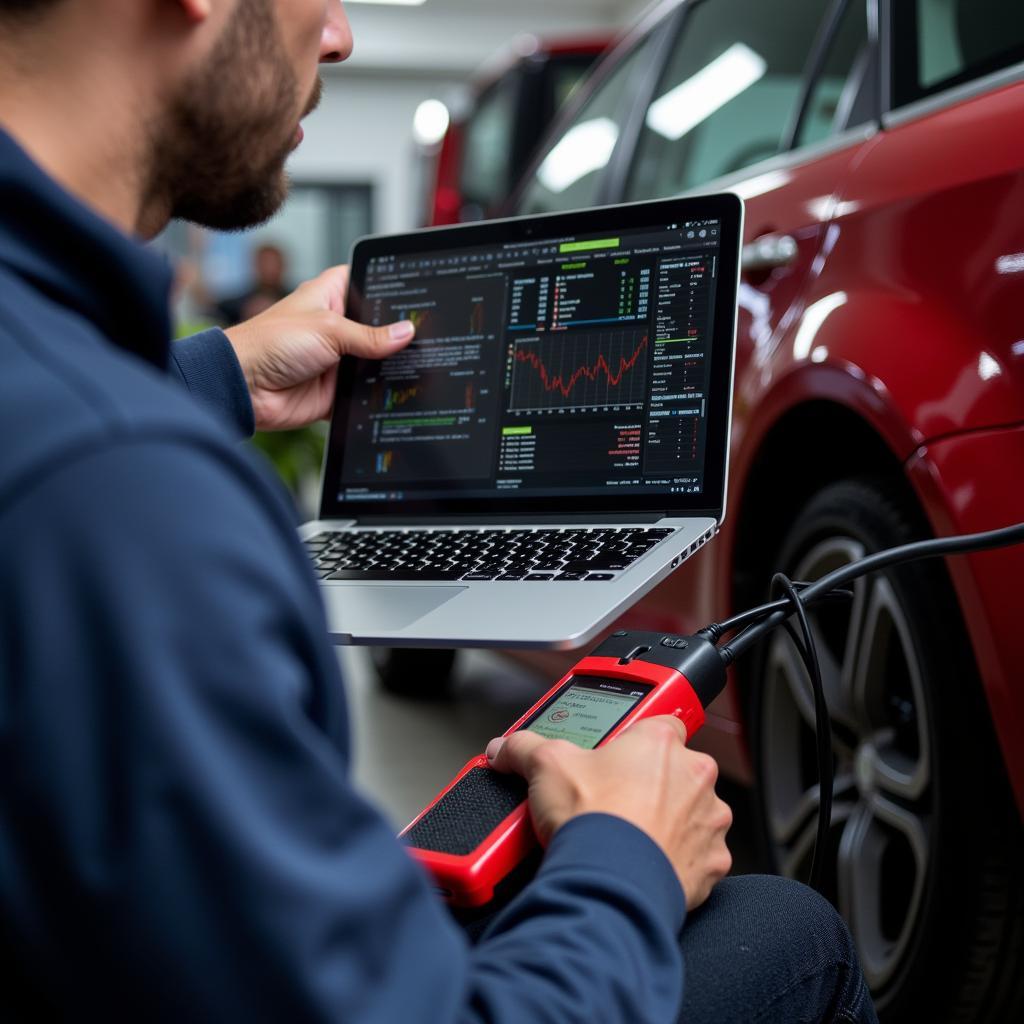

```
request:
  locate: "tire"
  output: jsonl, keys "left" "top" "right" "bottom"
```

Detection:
{"left": 746, "top": 478, "right": 1024, "bottom": 1023}
{"left": 371, "top": 647, "right": 458, "bottom": 700}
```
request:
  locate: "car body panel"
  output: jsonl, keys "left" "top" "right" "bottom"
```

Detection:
{"left": 497, "top": 4, "right": 1024, "bottom": 820}
{"left": 906, "top": 423, "right": 1024, "bottom": 812}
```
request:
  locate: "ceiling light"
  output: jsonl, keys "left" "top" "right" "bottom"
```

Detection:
{"left": 537, "top": 117, "right": 619, "bottom": 194}
{"left": 646, "top": 42, "right": 767, "bottom": 142}
{"left": 413, "top": 99, "right": 450, "bottom": 146}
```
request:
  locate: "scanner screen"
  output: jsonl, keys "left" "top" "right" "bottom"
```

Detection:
{"left": 522, "top": 677, "right": 652, "bottom": 749}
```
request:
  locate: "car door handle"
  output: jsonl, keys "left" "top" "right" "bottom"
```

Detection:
{"left": 741, "top": 234, "right": 798, "bottom": 273}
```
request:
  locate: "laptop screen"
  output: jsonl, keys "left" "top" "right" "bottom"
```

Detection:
{"left": 323, "top": 194, "right": 741, "bottom": 520}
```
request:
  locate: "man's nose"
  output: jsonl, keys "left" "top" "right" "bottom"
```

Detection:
{"left": 321, "top": 0, "right": 353, "bottom": 64}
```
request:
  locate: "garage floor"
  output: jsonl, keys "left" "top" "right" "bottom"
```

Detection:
{"left": 339, "top": 647, "right": 756, "bottom": 871}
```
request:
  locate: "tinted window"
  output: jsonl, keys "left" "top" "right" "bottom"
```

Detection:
{"left": 517, "top": 36, "right": 655, "bottom": 216}
{"left": 798, "top": 0, "right": 871, "bottom": 147}
{"left": 460, "top": 78, "right": 519, "bottom": 214}
{"left": 892, "top": 0, "right": 1024, "bottom": 107}
{"left": 625, "top": 0, "right": 830, "bottom": 200}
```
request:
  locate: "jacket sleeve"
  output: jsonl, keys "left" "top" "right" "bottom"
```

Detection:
{"left": 0, "top": 435, "right": 686, "bottom": 1024}
{"left": 168, "top": 328, "right": 256, "bottom": 437}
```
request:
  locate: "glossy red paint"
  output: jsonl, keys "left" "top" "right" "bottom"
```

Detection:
{"left": 906, "top": 424, "right": 1024, "bottom": 811}
{"left": 507, "top": 79, "right": 1024, "bottom": 816}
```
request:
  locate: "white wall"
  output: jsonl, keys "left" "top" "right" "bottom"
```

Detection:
{"left": 287, "top": 73, "right": 462, "bottom": 236}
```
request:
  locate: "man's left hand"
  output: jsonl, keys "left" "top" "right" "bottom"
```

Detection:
{"left": 224, "top": 265, "right": 415, "bottom": 432}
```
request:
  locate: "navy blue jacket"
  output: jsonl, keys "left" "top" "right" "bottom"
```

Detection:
{"left": 0, "top": 129, "right": 687, "bottom": 1022}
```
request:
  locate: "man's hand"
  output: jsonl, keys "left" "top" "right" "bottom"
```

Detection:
{"left": 223, "top": 265, "right": 415, "bottom": 432}
{"left": 487, "top": 717, "right": 733, "bottom": 910}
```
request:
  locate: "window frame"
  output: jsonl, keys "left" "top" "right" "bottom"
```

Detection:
{"left": 503, "top": 0, "right": 689, "bottom": 216}
{"left": 786, "top": 0, "right": 882, "bottom": 151}
{"left": 886, "top": 0, "right": 1024, "bottom": 111}
{"left": 618, "top": 0, "right": 880, "bottom": 202}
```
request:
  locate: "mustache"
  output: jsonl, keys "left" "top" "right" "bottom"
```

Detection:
{"left": 303, "top": 76, "right": 324, "bottom": 119}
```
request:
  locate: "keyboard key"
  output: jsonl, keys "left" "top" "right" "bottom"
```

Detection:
{"left": 585, "top": 573, "right": 615, "bottom": 581}
{"left": 524, "top": 573, "right": 555, "bottom": 581}
{"left": 307, "top": 526, "right": 673, "bottom": 581}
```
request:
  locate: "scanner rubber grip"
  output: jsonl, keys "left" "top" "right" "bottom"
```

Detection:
{"left": 403, "top": 766, "right": 528, "bottom": 856}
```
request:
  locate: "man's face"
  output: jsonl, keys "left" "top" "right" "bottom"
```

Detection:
{"left": 150, "top": 0, "right": 334, "bottom": 231}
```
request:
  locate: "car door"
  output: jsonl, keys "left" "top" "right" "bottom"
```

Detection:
{"left": 608, "top": 0, "right": 879, "bottom": 641}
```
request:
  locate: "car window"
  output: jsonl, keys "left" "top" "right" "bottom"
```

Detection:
{"left": 625, "top": 0, "right": 831, "bottom": 200}
{"left": 797, "top": 0, "right": 871, "bottom": 147}
{"left": 891, "top": 0, "right": 1024, "bottom": 107}
{"left": 517, "top": 35, "right": 655, "bottom": 216}
{"left": 460, "top": 77, "right": 519, "bottom": 215}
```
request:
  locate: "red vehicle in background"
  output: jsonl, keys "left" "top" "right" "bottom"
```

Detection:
{"left": 423, "top": 35, "right": 610, "bottom": 227}
{"left": 388, "top": 1, "right": 1024, "bottom": 1021}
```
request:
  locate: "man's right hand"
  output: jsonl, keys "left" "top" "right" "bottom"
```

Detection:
{"left": 486, "top": 717, "right": 733, "bottom": 910}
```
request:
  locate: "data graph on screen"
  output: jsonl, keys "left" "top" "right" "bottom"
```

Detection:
{"left": 509, "top": 331, "right": 649, "bottom": 412}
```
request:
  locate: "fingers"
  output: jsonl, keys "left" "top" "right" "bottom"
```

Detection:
{"left": 622, "top": 714, "right": 689, "bottom": 747}
{"left": 308, "top": 264, "right": 351, "bottom": 314}
{"left": 486, "top": 730, "right": 553, "bottom": 780}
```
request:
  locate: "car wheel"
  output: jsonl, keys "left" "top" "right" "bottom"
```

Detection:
{"left": 371, "top": 647, "right": 458, "bottom": 700}
{"left": 748, "top": 478, "right": 1024, "bottom": 1022}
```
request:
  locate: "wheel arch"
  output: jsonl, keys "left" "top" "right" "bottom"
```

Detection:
{"left": 729, "top": 400, "right": 936, "bottom": 710}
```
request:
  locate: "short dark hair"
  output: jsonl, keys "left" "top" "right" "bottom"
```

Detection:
{"left": 0, "top": 0, "right": 64, "bottom": 17}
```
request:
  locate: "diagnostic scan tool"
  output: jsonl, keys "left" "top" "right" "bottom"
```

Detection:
{"left": 400, "top": 630, "right": 727, "bottom": 906}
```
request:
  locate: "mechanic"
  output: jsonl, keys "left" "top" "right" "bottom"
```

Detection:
{"left": 0, "top": 1, "right": 877, "bottom": 1021}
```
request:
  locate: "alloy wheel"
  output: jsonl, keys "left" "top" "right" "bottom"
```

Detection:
{"left": 759, "top": 536, "right": 933, "bottom": 992}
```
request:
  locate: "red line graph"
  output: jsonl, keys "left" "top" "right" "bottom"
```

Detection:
{"left": 511, "top": 333, "right": 648, "bottom": 408}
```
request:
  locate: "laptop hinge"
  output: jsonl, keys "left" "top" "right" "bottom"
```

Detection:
{"left": 351, "top": 512, "right": 673, "bottom": 527}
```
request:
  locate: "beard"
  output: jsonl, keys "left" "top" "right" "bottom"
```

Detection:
{"left": 147, "top": 0, "right": 321, "bottom": 232}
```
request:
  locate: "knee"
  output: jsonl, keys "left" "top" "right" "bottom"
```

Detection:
{"left": 688, "top": 872, "right": 864, "bottom": 983}
{"left": 680, "top": 875, "right": 876, "bottom": 1023}
{"left": 709, "top": 874, "right": 859, "bottom": 965}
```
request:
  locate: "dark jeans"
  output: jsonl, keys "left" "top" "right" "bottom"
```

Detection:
{"left": 677, "top": 875, "right": 878, "bottom": 1023}
{"left": 460, "top": 873, "right": 878, "bottom": 1024}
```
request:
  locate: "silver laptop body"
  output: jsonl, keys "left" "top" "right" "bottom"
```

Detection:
{"left": 301, "top": 194, "right": 743, "bottom": 650}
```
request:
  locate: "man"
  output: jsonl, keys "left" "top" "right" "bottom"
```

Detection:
{"left": 0, "top": 1, "right": 877, "bottom": 1021}
{"left": 217, "top": 242, "right": 292, "bottom": 324}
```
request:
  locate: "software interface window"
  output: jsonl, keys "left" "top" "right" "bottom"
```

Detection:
{"left": 338, "top": 220, "right": 722, "bottom": 503}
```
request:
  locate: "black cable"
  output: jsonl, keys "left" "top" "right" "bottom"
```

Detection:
{"left": 707, "top": 518, "right": 1024, "bottom": 894}
{"left": 772, "top": 574, "right": 831, "bottom": 892}
{"left": 699, "top": 583, "right": 853, "bottom": 643}
{"left": 720, "top": 520, "right": 1024, "bottom": 666}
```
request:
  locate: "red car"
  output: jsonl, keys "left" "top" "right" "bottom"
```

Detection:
{"left": 423, "top": 35, "right": 611, "bottom": 227}
{"left": 490, "top": 0, "right": 1024, "bottom": 1019}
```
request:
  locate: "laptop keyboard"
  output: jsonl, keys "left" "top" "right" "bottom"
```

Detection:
{"left": 304, "top": 527, "right": 675, "bottom": 582}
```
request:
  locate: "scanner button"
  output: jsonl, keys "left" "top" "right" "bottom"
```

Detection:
{"left": 661, "top": 637, "right": 688, "bottom": 649}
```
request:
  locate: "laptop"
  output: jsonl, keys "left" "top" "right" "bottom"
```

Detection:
{"left": 299, "top": 193, "right": 743, "bottom": 649}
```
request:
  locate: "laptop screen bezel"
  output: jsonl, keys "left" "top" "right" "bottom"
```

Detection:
{"left": 320, "top": 193, "right": 742, "bottom": 521}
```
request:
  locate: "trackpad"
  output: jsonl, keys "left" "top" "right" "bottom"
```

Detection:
{"left": 330, "top": 585, "right": 466, "bottom": 631}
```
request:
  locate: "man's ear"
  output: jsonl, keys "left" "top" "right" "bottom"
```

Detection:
{"left": 176, "top": 0, "right": 213, "bottom": 23}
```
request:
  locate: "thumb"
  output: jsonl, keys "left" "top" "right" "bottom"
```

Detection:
{"left": 486, "top": 730, "right": 549, "bottom": 781}
{"left": 329, "top": 314, "right": 416, "bottom": 360}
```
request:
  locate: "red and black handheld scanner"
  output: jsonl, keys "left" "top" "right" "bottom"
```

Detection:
{"left": 400, "top": 630, "right": 728, "bottom": 907}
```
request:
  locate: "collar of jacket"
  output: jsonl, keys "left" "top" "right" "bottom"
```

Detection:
{"left": 0, "top": 128, "right": 173, "bottom": 370}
